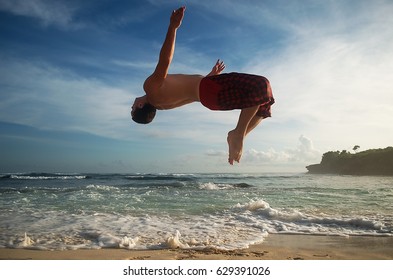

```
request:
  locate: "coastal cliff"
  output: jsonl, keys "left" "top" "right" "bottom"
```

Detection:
{"left": 306, "top": 147, "right": 393, "bottom": 176}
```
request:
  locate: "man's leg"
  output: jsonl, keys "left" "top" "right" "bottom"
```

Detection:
{"left": 227, "top": 105, "right": 261, "bottom": 165}
{"left": 246, "top": 114, "right": 263, "bottom": 135}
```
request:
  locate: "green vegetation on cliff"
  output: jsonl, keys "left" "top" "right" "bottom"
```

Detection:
{"left": 306, "top": 147, "right": 393, "bottom": 175}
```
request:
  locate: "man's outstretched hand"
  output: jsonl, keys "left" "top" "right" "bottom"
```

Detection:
{"left": 170, "top": 6, "right": 186, "bottom": 29}
{"left": 207, "top": 59, "right": 226, "bottom": 76}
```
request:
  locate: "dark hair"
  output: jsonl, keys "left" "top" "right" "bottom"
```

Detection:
{"left": 132, "top": 103, "right": 157, "bottom": 124}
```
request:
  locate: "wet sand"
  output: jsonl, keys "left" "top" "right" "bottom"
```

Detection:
{"left": 1, "top": 234, "right": 393, "bottom": 260}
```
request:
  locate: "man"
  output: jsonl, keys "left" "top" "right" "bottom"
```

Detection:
{"left": 131, "top": 7, "right": 274, "bottom": 165}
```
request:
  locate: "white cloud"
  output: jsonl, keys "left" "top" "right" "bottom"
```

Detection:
{"left": 0, "top": 57, "right": 133, "bottom": 139}
{"left": 294, "top": 135, "right": 321, "bottom": 161}
{"left": 112, "top": 60, "right": 156, "bottom": 70}
{"left": 0, "top": 0, "right": 78, "bottom": 28}
{"left": 243, "top": 148, "right": 291, "bottom": 163}
{"left": 242, "top": 135, "right": 321, "bottom": 165}
{"left": 243, "top": 0, "right": 393, "bottom": 151}
{"left": 205, "top": 135, "right": 321, "bottom": 167}
{"left": 205, "top": 149, "right": 226, "bottom": 157}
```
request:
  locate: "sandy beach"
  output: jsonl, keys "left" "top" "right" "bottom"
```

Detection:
{"left": 1, "top": 234, "right": 392, "bottom": 260}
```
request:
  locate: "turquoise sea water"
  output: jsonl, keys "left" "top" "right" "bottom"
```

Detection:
{"left": 0, "top": 173, "right": 392, "bottom": 250}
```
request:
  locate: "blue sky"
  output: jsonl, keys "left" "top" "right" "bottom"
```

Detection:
{"left": 1, "top": 0, "right": 392, "bottom": 173}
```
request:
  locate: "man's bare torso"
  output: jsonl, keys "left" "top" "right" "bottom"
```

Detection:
{"left": 144, "top": 74, "right": 203, "bottom": 110}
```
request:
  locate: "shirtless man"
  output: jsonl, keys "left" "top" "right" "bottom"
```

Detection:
{"left": 131, "top": 7, "right": 274, "bottom": 165}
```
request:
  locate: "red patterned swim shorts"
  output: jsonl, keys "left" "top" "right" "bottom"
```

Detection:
{"left": 199, "top": 72, "right": 275, "bottom": 118}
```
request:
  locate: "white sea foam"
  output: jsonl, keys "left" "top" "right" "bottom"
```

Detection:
{"left": 0, "top": 209, "right": 269, "bottom": 250}
{"left": 19, "top": 233, "right": 35, "bottom": 247}
{"left": 240, "top": 199, "right": 271, "bottom": 211}
{"left": 165, "top": 230, "right": 189, "bottom": 249}
{"left": 9, "top": 175, "right": 87, "bottom": 180}
{"left": 199, "top": 182, "right": 221, "bottom": 190}
{"left": 119, "top": 236, "right": 140, "bottom": 249}
{"left": 2, "top": 204, "right": 391, "bottom": 251}
{"left": 198, "top": 182, "right": 233, "bottom": 190}
{"left": 233, "top": 199, "right": 392, "bottom": 236}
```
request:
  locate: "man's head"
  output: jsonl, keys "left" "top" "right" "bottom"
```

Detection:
{"left": 131, "top": 96, "right": 156, "bottom": 124}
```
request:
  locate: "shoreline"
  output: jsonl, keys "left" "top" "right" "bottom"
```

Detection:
{"left": 1, "top": 234, "right": 393, "bottom": 260}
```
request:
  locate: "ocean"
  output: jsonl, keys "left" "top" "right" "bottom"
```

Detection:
{"left": 0, "top": 173, "right": 392, "bottom": 251}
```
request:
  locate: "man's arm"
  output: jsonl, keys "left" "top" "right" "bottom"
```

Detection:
{"left": 207, "top": 59, "right": 226, "bottom": 76}
{"left": 145, "top": 7, "right": 185, "bottom": 89}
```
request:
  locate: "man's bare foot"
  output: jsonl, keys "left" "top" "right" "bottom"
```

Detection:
{"left": 227, "top": 130, "right": 244, "bottom": 165}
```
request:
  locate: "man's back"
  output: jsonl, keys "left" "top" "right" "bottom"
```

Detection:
{"left": 144, "top": 74, "right": 203, "bottom": 110}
